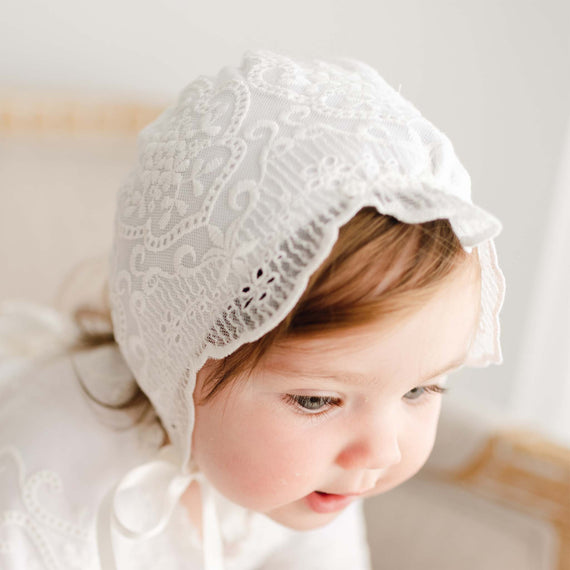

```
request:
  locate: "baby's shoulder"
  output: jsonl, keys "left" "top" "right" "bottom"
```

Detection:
{"left": 1, "top": 348, "right": 148, "bottom": 442}
{"left": 1, "top": 347, "right": 162, "bottom": 467}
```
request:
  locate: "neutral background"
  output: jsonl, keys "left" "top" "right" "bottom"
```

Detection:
{"left": 2, "top": 0, "right": 569, "bottom": 441}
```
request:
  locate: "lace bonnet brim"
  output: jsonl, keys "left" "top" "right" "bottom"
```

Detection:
{"left": 109, "top": 50, "right": 505, "bottom": 471}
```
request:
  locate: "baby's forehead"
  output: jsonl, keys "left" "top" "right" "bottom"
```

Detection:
{"left": 258, "top": 289, "right": 476, "bottom": 387}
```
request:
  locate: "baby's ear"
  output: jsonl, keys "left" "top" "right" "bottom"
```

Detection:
{"left": 196, "top": 358, "right": 217, "bottom": 380}
{"left": 193, "top": 359, "right": 221, "bottom": 400}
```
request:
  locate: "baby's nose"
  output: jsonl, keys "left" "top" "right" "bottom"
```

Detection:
{"left": 335, "top": 423, "right": 402, "bottom": 471}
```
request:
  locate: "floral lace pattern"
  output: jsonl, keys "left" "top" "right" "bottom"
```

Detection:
{"left": 109, "top": 50, "right": 505, "bottom": 469}
{"left": 0, "top": 447, "right": 95, "bottom": 570}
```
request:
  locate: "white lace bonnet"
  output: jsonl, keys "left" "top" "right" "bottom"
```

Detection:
{"left": 109, "top": 49, "right": 505, "bottom": 472}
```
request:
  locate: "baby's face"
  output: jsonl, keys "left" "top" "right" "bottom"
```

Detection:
{"left": 192, "top": 261, "right": 480, "bottom": 530}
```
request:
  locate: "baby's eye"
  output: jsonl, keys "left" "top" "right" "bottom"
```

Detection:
{"left": 404, "top": 384, "right": 447, "bottom": 401}
{"left": 283, "top": 394, "right": 342, "bottom": 414}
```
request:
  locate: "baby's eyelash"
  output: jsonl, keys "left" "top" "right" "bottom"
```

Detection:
{"left": 283, "top": 384, "right": 448, "bottom": 415}
{"left": 282, "top": 394, "right": 343, "bottom": 415}
{"left": 425, "top": 384, "right": 448, "bottom": 394}
{"left": 404, "top": 384, "right": 449, "bottom": 403}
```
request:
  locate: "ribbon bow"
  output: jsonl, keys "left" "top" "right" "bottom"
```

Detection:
{"left": 97, "top": 445, "right": 224, "bottom": 569}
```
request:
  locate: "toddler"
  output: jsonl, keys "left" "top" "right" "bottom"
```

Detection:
{"left": 0, "top": 50, "right": 504, "bottom": 569}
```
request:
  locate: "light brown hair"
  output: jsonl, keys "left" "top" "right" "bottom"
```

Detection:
{"left": 197, "top": 207, "right": 476, "bottom": 402}
{"left": 68, "top": 207, "right": 476, "bottom": 410}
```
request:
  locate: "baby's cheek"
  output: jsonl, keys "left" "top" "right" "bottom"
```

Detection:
{"left": 226, "top": 412, "right": 321, "bottom": 500}
{"left": 194, "top": 403, "right": 322, "bottom": 510}
{"left": 402, "top": 403, "right": 442, "bottom": 475}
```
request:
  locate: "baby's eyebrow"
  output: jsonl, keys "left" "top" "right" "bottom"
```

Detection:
{"left": 278, "top": 353, "right": 468, "bottom": 386}
{"left": 415, "top": 354, "right": 468, "bottom": 383}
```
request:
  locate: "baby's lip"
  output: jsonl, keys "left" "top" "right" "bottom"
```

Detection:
{"left": 316, "top": 488, "right": 374, "bottom": 497}
{"left": 305, "top": 491, "right": 355, "bottom": 514}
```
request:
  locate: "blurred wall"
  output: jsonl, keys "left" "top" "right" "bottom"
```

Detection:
{"left": 2, "top": 0, "right": 569, "bottom": 414}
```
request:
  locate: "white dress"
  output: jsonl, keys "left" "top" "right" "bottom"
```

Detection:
{"left": 0, "top": 348, "right": 371, "bottom": 569}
